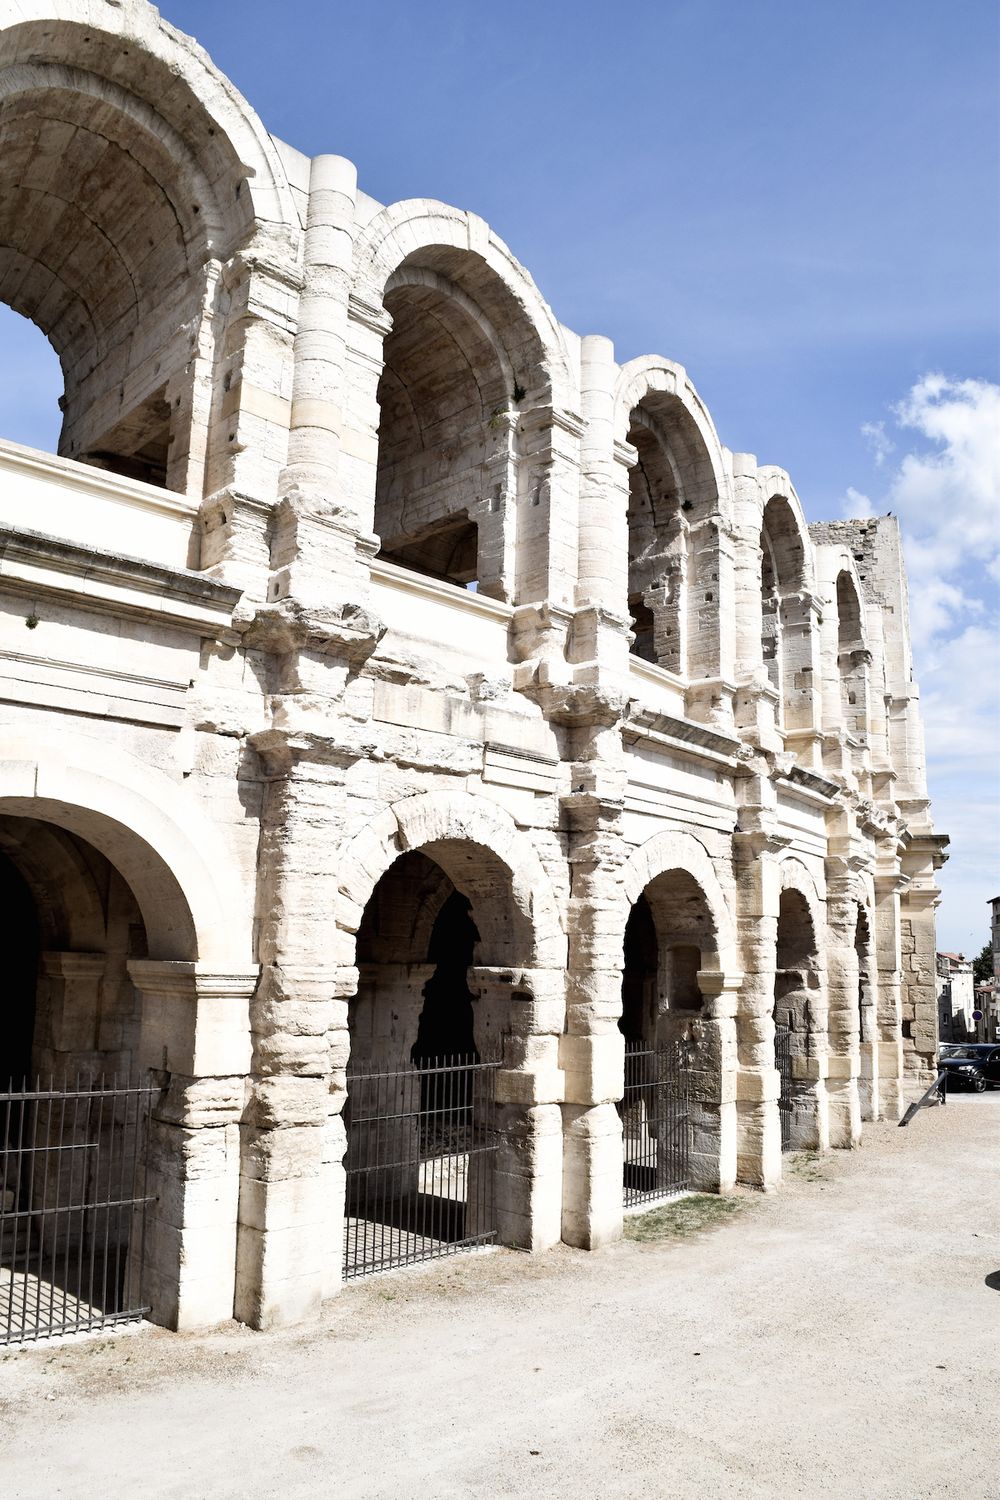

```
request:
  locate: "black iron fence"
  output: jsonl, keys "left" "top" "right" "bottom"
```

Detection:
{"left": 343, "top": 1055, "right": 500, "bottom": 1279}
{"left": 0, "top": 1076, "right": 155, "bottom": 1345}
{"left": 775, "top": 1025, "right": 793, "bottom": 1151}
{"left": 621, "top": 1042, "right": 690, "bottom": 1207}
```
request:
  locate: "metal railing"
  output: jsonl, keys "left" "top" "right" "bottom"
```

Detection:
{"left": 621, "top": 1042, "right": 690, "bottom": 1207}
{"left": 899, "top": 1071, "right": 947, "bottom": 1127}
{"left": 343, "top": 1055, "right": 500, "bottom": 1279}
{"left": 0, "top": 1076, "right": 155, "bottom": 1345}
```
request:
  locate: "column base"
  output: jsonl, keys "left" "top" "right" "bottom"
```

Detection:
{"left": 561, "top": 1102, "right": 623, "bottom": 1249}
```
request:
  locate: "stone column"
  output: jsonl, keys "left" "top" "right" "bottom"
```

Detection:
{"left": 572, "top": 334, "right": 633, "bottom": 683}
{"left": 470, "top": 968, "right": 564, "bottom": 1251}
{"left": 266, "top": 155, "right": 371, "bottom": 603}
{"left": 733, "top": 831, "right": 782, "bottom": 1189}
{"left": 561, "top": 816, "right": 628, "bottom": 1249}
{"left": 874, "top": 872, "right": 906, "bottom": 1121}
{"left": 779, "top": 590, "right": 824, "bottom": 770}
{"left": 685, "top": 514, "right": 737, "bottom": 730}
{"left": 235, "top": 748, "right": 345, "bottom": 1329}
{"left": 128, "top": 960, "right": 257, "bottom": 1331}
{"left": 283, "top": 156, "right": 357, "bottom": 496}
{"left": 689, "top": 970, "right": 741, "bottom": 1190}
{"left": 824, "top": 881, "right": 862, "bottom": 1148}
{"left": 199, "top": 250, "right": 301, "bottom": 597}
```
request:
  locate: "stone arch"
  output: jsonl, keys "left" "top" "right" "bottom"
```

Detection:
{"left": 758, "top": 477, "right": 814, "bottom": 595}
{"left": 613, "top": 358, "right": 732, "bottom": 525}
{"left": 620, "top": 829, "right": 736, "bottom": 974}
{"left": 0, "top": 817, "right": 107, "bottom": 951}
{"left": 777, "top": 857, "right": 825, "bottom": 949}
{"left": 613, "top": 358, "right": 732, "bottom": 687}
{"left": 0, "top": 731, "right": 252, "bottom": 966}
{"left": 757, "top": 481, "right": 817, "bottom": 734}
{"left": 0, "top": 5, "right": 295, "bottom": 491}
{"left": 353, "top": 199, "right": 573, "bottom": 402}
{"left": 336, "top": 792, "right": 566, "bottom": 1262}
{"left": 336, "top": 791, "right": 566, "bottom": 972}
{"left": 835, "top": 566, "right": 868, "bottom": 652}
{"left": 350, "top": 200, "right": 574, "bottom": 601}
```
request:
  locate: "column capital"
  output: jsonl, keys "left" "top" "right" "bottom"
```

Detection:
{"left": 129, "top": 961, "right": 258, "bottom": 1077}
{"left": 128, "top": 961, "right": 260, "bottom": 1000}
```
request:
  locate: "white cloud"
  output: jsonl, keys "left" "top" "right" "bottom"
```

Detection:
{"left": 840, "top": 485, "right": 874, "bottom": 520}
{"left": 860, "top": 419, "right": 894, "bottom": 467}
{"left": 889, "top": 374, "right": 1000, "bottom": 588}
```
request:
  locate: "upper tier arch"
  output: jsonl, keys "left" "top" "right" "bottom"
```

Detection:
{"left": 613, "top": 356, "right": 733, "bottom": 527}
{"left": 0, "top": 3, "right": 296, "bottom": 475}
{"left": 352, "top": 198, "right": 575, "bottom": 409}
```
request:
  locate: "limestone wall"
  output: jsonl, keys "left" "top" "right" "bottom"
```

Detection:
{"left": 0, "top": 0, "right": 946, "bottom": 1332}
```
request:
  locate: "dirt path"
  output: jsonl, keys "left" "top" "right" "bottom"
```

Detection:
{"left": 2, "top": 1094, "right": 998, "bottom": 1500}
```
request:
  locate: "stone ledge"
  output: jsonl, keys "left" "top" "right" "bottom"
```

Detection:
{"left": 0, "top": 525, "right": 244, "bottom": 637}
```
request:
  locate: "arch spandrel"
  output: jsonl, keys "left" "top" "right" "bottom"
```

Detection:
{"left": 0, "top": 732, "right": 253, "bottom": 966}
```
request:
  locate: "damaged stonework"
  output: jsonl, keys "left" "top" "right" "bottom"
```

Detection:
{"left": 0, "top": 0, "right": 945, "bottom": 1333}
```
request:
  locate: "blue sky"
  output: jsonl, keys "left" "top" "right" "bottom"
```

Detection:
{"left": 1, "top": 0, "right": 997, "bottom": 952}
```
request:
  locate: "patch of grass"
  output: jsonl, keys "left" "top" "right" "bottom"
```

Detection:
{"left": 624, "top": 1193, "right": 743, "bottom": 1243}
{"left": 784, "top": 1151, "right": 830, "bottom": 1183}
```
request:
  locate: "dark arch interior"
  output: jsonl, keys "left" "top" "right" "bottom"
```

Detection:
{"left": 352, "top": 847, "right": 516, "bottom": 1065}
{"left": 620, "top": 875, "right": 710, "bottom": 1048}
{"left": 774, "top": 887, "right": 820, "bottom": 1152}
{"left": 621, "top": 894, "right": 657, "bottom": 1043}
{"left": 411, "top": 890, "right": 479, "bottom": 1065}
{"left": 0, "top": 816, "right": 148, "bottom": 1088}
{"left": 0, "top": 851, "right": 39, "bottom": 1088}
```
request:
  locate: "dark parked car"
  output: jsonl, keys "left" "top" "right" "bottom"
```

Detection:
{"left": 938, "top": 1046, "right": 1000, "bottom": 1092}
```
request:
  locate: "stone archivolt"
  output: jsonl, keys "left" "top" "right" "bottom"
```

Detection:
{"left": 0, "top": 0, "right": 946, "bottom": 1330}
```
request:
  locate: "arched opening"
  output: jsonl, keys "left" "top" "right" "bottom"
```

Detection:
{"left": 0, "top": 28, "right": 259, "bottom": 495}
{"left": 760, "top": 495, "right": 808, "bottom": 730}
{"left": 773, "top": 888, "right": 823, "bottom": 1151}
{"left": 0, "top": 813, "right": 155, "bottom": 1341}
{"left": 0, "top": 304, "right": 62, "bottom": 456}
{"left": 625, "top": 391, "right": 718, "bottom": 675}
{"left": 344, "top": 841, "right": 531, "bottom": 1276}
{"left": 836, "top": 571, "right": 868, "bottom": 746}
{"left": 374, "top": 250, "right": 549, "bottom": 601}
{"left": 619, "top": 869, "right": 714, "bottom": 1205}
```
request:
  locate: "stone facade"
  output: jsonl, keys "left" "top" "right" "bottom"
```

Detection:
{"left": 0, "top": 0, "right": 946, "bottom": 1330}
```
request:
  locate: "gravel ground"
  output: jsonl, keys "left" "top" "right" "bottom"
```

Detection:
{"left": 1, "top": 1093, "right": 998, "bottom": 1500}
